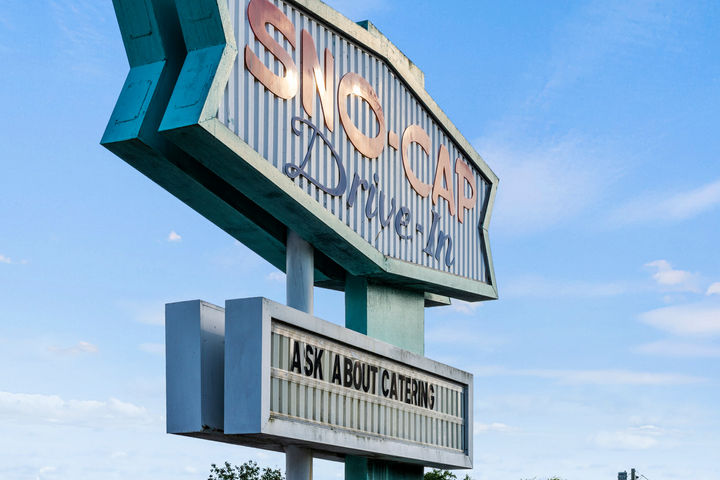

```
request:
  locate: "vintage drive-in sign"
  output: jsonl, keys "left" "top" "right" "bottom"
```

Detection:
{"left": 166, "top": 297, "right": 473, "bottom": 469}
{"left": 103, "top": 0, "right": 498, "bottom": 302}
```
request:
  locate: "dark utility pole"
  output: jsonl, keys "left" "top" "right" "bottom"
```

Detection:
{"left": 631, "top": 468, "right": 637, "bottom": 480}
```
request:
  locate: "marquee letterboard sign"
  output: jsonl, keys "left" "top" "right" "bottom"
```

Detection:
{"left": 166, "top": 298, "right": 473, "bottom": 469}
{"left": 223, "top": 297, "right": 472, "bottom": 468}
{"left": 103, "top": 0, "right": 498, "bottom": 302}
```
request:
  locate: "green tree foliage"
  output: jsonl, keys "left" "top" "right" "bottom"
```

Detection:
{"left": 208, "top": 461, "right": 283, "bottom": 480}
{"left": 424, "top": 469, "right": 472, "bottom": 480}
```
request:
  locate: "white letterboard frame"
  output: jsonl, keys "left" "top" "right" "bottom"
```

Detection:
{"left": 220, "top": 297, "right": 473, "bottom": 469}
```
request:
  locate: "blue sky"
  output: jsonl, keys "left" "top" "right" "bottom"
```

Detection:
{"left": 1, "top": 0, "right": 719, "bottom": 479}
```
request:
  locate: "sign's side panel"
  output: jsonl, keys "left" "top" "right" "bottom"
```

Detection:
{"left": 220, "top": 0, "right": 491, "bottom": 284}
{"left": 166, "top": 300, "right": 225, "bottom": 433}
{"left": 224, "top": 298, "right": 266, "bottom": 433}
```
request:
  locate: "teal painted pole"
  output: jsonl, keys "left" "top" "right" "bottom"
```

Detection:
{"left": 286, "top": 230, "right": 314, "bottom": 480}
{"left": 345, "top": 276, "right": 425, "bottom": 480}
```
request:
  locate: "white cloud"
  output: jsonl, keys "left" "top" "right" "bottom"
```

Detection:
{"left": 477, "top": 136, "right": 611, "bottom": 234}
{"left": 167, "top": 230, "right": 182, "bottom": 242}
{"left": 609, "top": 178, "right": 720, "bottom": 226}
{"left": 138, "top": 343, "right": 164, "bottom": 355}
{"left": 473, "top": 365, "right": 704, "bottom": 386}
{"left": 707, "top": 282, "right": 720, "bottom": 296}
{"left": 640, "top": 303, "right": 720, "bottom": 336}
{"left": 502, "top": 274, "right": 638, "bottom": 298}
{"left": 446, "top": 300, "right": 481, "bottom": 314}
{"left": 265, "top": 271, "right": 285, "bottom": 283}
{"left": 539, "top": 0, "right": 675, "bottom": 100}
{"left": 47, "top": 341, "right": 98, "bottom": 356}
{"left": 0, "top": 254, "right": 12, "bottom": 264}
{"left": 425, "top": 327, "right": 505, "bottom": 352}
{"left": 645, "top": 260, "right": 701, "bottom": 292}
{"left": 526, "top": 369, "right": 703, "bottom": 386}
{"left": 38, "top": 465, "right": 57, "bottom": 478}
{"left": 634, "top": 340, "right": 720, "bottom": 358}
{"left": 593, "top": 430, "right": 658, "bottom": 450}
{"left": 0, "top": 391, "right": 157, "bottom": 428}
{"left": 474, "top": 422, "right": 517, "bottom": 434}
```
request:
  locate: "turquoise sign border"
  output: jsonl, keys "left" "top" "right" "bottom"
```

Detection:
{"left": 102, "top": 0, "right": 498, "bottom": 302}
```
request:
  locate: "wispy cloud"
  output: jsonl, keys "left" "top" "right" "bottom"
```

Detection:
{"left": 425, "top": 327, "right": 505, "bottom": 352}
{"left": 47, "top": 341, "right": 98, "bottom": 356}
{"left": 474, "top": 422, "right": 517, "bottom": 434}
{"left": 502, "top": 274, "right": 639, "bottom": 299}
{"left": 640, "top": 302, "right": 720, "bottom": 336}
{"left": 167, "top": 231, "right": 182, "bottom": 242}
{"left": 634, "top": 340, "right": 720, "bottom": 358}
{"left": 138, "top": 343, "right": 164, "bottom": 355}
{"left": 48, "top": 0, "right": 117, "bottom": 77}
{"left": 645, "top": 259, "right": 702, "bottom": 293}
{"left": 445, "top": 300, "right": 481, "bottom": 315}
{"left": 707, "top": 282, "right": 720, "bottom": 296}
{"left": 593, "top": 428, "right": 661, "bottom": 450}
{"left": 265, "top": 271, "right": 285, "bottom": 283}
{"left": 538, "top": 0, "right": 677, "bottom": 101}
{"left": 473, "top": 365, "right": 704, "bottom": 386}
{"left": 477, "top": 136, "right": 614, "bottom": 234}
{"left": 608, "top": 179, "right": 720, "bottom": 226}
{"left": 0, "top": 254, "right": 27, "bottom": 265}
{"left": 0, "top": 391, "right": 157, "bottom": 428}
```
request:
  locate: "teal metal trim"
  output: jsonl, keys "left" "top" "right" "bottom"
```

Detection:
{"left": 482, "top": 178, "right": 499, "bottom": 297}
{"left": 101, "top": 0, "right": 311, "bottom": 279}
{"left": 163, "top": 117, "right": 496, "bottom": 301}
{"left": 160, "top": 0, "right": 237, "bottom": 131}
{"left": 424, "top": 292, "right": 451, "bottom": 307}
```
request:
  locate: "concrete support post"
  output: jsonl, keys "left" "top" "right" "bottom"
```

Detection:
{"left": 344, "top": 275, "right": 425, "bottom": 480}
{"left": 286, "top": 230, "right": 314, "bottom": 314}
{"left": 286, "top": 446, "right": 313, "bottom": 480}
{"left": 285, "top": 230, "right": 314, "bottom": 480}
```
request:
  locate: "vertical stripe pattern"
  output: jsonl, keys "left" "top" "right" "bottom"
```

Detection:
{"left": 219, "top": 0, "right": 490, "bottom": 284}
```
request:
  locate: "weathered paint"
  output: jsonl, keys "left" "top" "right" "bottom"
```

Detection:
{"left": 269, "top": 323, "right": 466, "bottom": 452}
{"left": 218, "top": 0, "right": 492, "bottom": 283}
{"left": 217, "top": 297, "right": 473, "bottom": 468}
{"left": 345, "top": 276, "right": 424, "bottom": 355}
{"left": 345, "top": 279, "right": 427, "bottom": 479}
{"left": 285, "top": 230, "right": 315, "bottom": 479}
{"left": 165, "top": 300, "right": 225, "bottom": 434}
{"left": 102, "top": 0, "right": 462, "bottom": 305}
{"left": 102, "top": 0, "right": 292, "bottom": 278}
{"left": 157, "top": 0, "right": 498, "bottom": 302}
{"left": 286, "top": 230, "right": 315, "bottom": 315}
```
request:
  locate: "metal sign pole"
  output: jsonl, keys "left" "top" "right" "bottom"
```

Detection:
{"left": 285, "top": 230, "right": 314, "bottom": 480}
